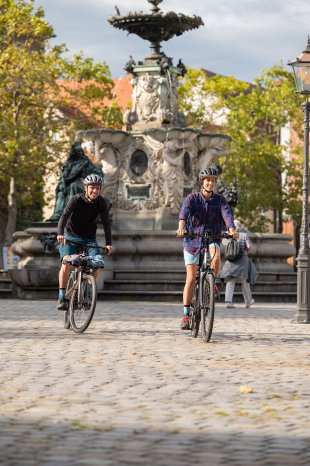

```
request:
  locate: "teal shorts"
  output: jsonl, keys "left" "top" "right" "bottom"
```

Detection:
{"left": 59, "top": 233, "right": 99, "bottom": 259}
{"left": 184, "top": 243, "right": 220, "bottom": 266}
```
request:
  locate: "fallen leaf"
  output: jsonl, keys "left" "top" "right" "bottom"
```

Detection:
{"left": 239, "top": 385, "right": 254, "bottom": 394}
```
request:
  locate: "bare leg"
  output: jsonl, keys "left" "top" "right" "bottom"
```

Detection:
{"left": 59, "top": 260, "right": 71, "bottom": 289}
{"left": 183, "top": 264, "right": 198, "bottom": 305}
{"left": 210, "top": 246, "right": 221, "bottom": 277}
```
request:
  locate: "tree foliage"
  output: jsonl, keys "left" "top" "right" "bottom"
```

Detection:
{"left": 178, "top": 67, "right": 304, "bottom": 232}
{"left": 0, "top": 0, "right": 122, "bottom": 243}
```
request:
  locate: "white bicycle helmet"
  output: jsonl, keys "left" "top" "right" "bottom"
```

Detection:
{"left": 199, "top": 167, "right": 219, "bottom": 180}
{"left": 83, "top": 173, "right": 104, "bottom": 186}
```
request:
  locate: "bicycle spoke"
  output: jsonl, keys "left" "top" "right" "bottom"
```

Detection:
{"left": 190, "top": 282, "right": 200, "bottom": 338}
{"left": 70, "top": 274, "right": 97, "bottom": 333}
{"left": 201, "top": 273, "right": 215, "bottom": 342}
{"left": 63, "top": 274, "right": 74, "bottom": 330}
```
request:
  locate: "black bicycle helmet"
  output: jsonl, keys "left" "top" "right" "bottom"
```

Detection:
{"left": 83, "top": 173, "right": 104, "bottom": 186}
{"left": 199, "top": 167, "right": 219, "bottom": 180}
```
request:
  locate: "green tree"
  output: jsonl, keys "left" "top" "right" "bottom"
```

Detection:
{"left": 178, "top": 67, "right": 304, "bottom": 232}
{"left": 0, "top": 0, "right": 122, "bottom": 244}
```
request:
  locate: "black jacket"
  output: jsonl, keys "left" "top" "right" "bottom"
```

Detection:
{"left": 57, "top": 194, "right": 112, "bottom": 245}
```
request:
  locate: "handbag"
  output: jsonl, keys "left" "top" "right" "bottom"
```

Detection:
{"left": 224, "top": 239, "right": 243, "bottom": 261}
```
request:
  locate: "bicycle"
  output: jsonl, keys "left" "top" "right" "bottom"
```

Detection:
{"left": 180, "top": 230, "right": 233, "bottom": 343}
{"left": 62, "top": 240, "right": 107, "bottom": 334}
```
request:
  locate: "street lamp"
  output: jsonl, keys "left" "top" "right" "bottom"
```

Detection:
{"left": 288, "top": 36, "right": 310, "bottom": 322}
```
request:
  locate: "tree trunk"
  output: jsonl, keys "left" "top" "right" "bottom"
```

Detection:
{"left": 4, "top": 177, "right": 17, "bottom": 245}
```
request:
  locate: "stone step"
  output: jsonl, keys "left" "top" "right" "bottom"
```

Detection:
{"left": 113, "top": 268, "right": 297, "bottom": 283}
{"left": 0, "top": 270, "right": 13, "bottom": 297}
{"left": 114, "top": 269, "right": 186, "bottom": 280}
{"left": 104, "top": 279, "right": 297, "bottom": 293}
{"left": 0, "top": 289, "right": 13, "bottom": 298}
{"left": 101, "top": 266, "right": 297, "bottom": 301}
{"left": 0, "top": 267, "right": 298, "bottom": 302}
{"left": 105, "top": 279, "right": 184, "bottom": 292}
{"left": 98, "top": 289, "right": 297, "bottom": 303}
{"left": 0, "top": 279, "right": 12, "bottom": 290}
{"left": 2, "top": 284, "right": 297, "bottom": 302}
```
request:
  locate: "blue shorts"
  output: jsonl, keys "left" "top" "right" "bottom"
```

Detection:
{"left": 184, "top": 243, "right": 220, "bottom": 266}
{"left": 59, "top": 233, "right": 99, "bottom": 259}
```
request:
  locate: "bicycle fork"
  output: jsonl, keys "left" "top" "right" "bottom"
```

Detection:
{"left": 76, "top": 268, "right": 83, "bottom": 307}
{"left": 200, "top": 248, "right": 214, "bottom": 309}
{"left": 199, "top": 271, "right": 207, "bottom": 309}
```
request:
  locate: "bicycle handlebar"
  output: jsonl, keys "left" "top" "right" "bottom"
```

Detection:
{"left": 63, "top": 239, "right": 108, "bottom": 254}
{"left": 177, "top": 231, "right": 234, "bottom": 240}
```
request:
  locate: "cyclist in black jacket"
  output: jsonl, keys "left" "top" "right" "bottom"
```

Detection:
{"left": 56, "top": 173, "right": 113, "bottom": 310}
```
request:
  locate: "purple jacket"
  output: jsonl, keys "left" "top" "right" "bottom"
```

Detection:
{"left": 179, "top": 191, "right": 234, "bottom": 255}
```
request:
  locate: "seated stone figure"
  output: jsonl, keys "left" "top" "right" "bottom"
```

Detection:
{"left": 47, "top": 141, "right": 104, "bottom": 222}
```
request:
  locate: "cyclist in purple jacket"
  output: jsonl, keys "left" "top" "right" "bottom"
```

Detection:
{"left": 176, "top": 167, "right": 237, "bottom": 330}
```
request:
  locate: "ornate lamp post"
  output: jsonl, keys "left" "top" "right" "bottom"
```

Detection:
{"left": 288, "top": 36, "right": 310, "bottom": 322}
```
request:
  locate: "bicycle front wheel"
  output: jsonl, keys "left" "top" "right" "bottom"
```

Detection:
{"left": 201, "top": 272, "right": 215, "bottom": 343}
{"left": 70, "top": 274, "right": 97, "bottom": 334}
{"left": 190, "top": 281, "right": 200, "bottom": 338}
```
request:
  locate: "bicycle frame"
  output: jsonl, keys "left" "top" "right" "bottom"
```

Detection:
{"left": 181, "top": 230, "right": 232, "bottom": 342}
{"left": 201, "top": 235, "right": 216, "bottom": 270}
{"left": 65, "top": 256, "right": 94, "bottom": 305}
{"left": 75, "top": 265, "right": 84, "bottom": 308}
{"left": 62, "top": 240, "right": 107, "bottom": 333}
{"left": 198, "top": 237, "right": 215, "bottom": 305}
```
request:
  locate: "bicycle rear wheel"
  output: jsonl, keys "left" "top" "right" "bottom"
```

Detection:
{"left": 70, "top": 274, "right": 97, "bottom": 334}
{"left": 201, "top": 272, "right": 215, "bottom": 343}
{"left": 190, "top": 281, "right": 200, "bottom": 338}
{"left": 63, "top": 273, "right": 74, "bottom": 330}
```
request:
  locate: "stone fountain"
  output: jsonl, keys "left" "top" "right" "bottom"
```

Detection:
{"left": 76, "top": 0, "right": 231, "bottom": 231}
{"left": 9, "top": 0, "right": 295, "bottom": 299}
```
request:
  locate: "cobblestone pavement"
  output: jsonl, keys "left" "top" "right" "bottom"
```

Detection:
{"left": 1, "top": 299, "right": 310, "bottom": 466}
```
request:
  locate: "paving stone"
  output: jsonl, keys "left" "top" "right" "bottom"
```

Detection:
{"left": 1, "top": 300, "right": 310, "bottom": 465}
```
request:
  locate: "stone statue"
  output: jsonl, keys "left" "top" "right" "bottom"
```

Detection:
{"left": 47, "top": 141, "right": 104, "bottom": 222}
{"left": 162, "top": 139, "right": 187, "bottom": 214}
{"left": 157, "top": 54, "right": 173, "bottom": 75}
{"left": 218, "top": 180, "right": 239, "bottom": 208}
{"left": 124, "top": 55, "right": 136, "bottom": 74}
{"left": 177, "top": 58, "right": 187, "bottom": 77}
{"left": 135, "top": 74, "right": 160, "bottom": 123}
{"left": 99, "top": 144, "right": 120, "bottom": 203}
{"left": 212, "top": 163, "right": 239, "bottom": 209}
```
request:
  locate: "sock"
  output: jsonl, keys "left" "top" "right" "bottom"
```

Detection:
{"left": 59, "top": 288, "right": 66, "bottom": 299}
{"left": 183, "top": 305, "right": 190, "bottom": 316}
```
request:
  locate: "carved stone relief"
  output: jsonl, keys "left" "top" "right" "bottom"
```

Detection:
{"left": 98, "top": 144, "right": 120, "bottom": 204}
{"left": 116, "top": 136, "right": 163, "bottom": 212}
{"left": 126, "top": 68, "right": 180, "bottom": 130}
{"left": 77, "top": 130, "right": 230, "bottom": 217}
{"left": 162, "top": 139, "right": 196, "bottom": 214}
{"left": 197, "top": 135, "right": 231, "bottom": 172}
{"left": 135, "top": 74, "right": 160, "bottom": 123}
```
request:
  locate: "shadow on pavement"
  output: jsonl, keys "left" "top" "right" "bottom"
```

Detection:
{"left": 0, "top": 417, "right": 309, "bottom": 466}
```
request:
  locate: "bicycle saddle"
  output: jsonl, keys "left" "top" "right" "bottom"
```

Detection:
{"left": 62, "top": 254, "right": 87, "bottom": 266}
